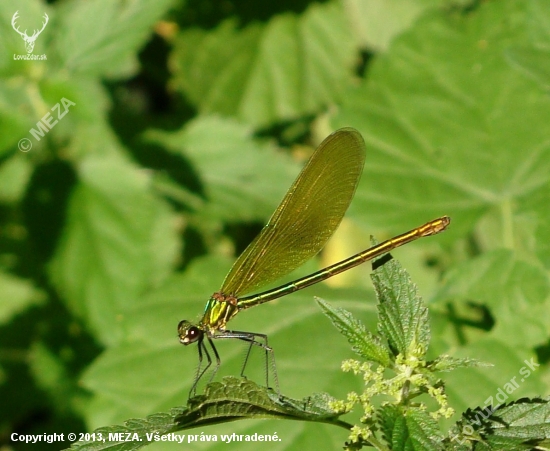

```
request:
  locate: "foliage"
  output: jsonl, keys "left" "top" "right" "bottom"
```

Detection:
{"left": 1, "top": 0, "right": 549, "bottom": 450}
{"left": 64, "top": 255, "right": 548, "bottom": 450}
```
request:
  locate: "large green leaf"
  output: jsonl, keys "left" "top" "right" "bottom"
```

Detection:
{"left": 343, "top": 0, "right": 447, "bottom": 51}
{"left": 333, "top": 0, "right": 550, "bottom": 237}
{"left": 147, "top": 116, "right": 299, "bottom": 222}
{"left": 434, "top": 249, "right": 550, "bottom": 348}
{"left": 171, "top": 2, "right": 357, "bottom": 126}
{"left": 506, "top": 0, "right": 550, "bottom": 88}
{"left": 53, "top": 0, "right": 175, "bottom": 76}
{"left": 49, "top": 156, "right": 179, "bottom": 346}
{"left": 66, "top": 377, "right": 348, "bottom": 451}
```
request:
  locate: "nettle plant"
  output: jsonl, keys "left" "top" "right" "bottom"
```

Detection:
{"left": 67, "top": 255, "right": 549, "bottom": 451}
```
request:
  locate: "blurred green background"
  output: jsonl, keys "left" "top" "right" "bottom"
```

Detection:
{"left": 1, "top": 0, "right": 549, "bottom": 450}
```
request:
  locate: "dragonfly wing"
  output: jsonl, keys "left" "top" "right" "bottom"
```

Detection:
{"left": 220, "top": 128, "right": 366, "bottom": 297}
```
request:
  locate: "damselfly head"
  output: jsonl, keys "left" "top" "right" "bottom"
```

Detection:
{"left": 178, "top": 320, "right": 202, "bottom": 345}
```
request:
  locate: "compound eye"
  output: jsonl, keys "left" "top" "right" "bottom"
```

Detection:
{"left": 187, "top": 326, "right": 200, "bottom": 340}
{"left": 178, "top": 320, "right": 202, "bottom": 345}
{"left": 184, "top": 326, "right": 202, "bottom": 344}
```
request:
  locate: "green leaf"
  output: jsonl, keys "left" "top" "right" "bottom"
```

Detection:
{"left": 434, "top": 249, "right": 550, "bottom": 348}
{"left": 372, "top": 254, "right": 430, "bottom": 357}
{"left": 54, "top": 0, "right": 175, "bottom": 76}
{"left": 175, "top": 377, "right": 347, "bottom": 428}
{"left": 146, "top": 116, "right": 298, "bottom": 222}
{"left": 49, "top": 156, "right": 179, "bottom": 346}
{"left": 404, "top": 408, "right": 445, "bottom": 451}
{"left": 378, "top": 405, "right": 444, "bottom": 451}
{"left": 378, "top": 404, "right": 401, "bottom": 447}
{"left": 343, "top": 0, "right": 447, "bottom": 52}
{"left": 333, "top": 0, "right": 550, "bottom": 235}
{"left": 449, "top": 397, "right": 550, "bottom": 450}
{"left": 506, "top": 0, "right": 550, "bottom": 88}
{"left": 316, "top": 297, "right": 390, "bottom": 366}
{"left": 427, "top": 355, "right": 491, "bottom": 373}
{"left": 171, "top": 2, "right": 357, "bottom": 126}
{"left": 65, "top": 377, "right": 348, "bottom": 451}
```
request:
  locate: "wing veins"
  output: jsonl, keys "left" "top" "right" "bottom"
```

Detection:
{"left": 220, "top": 128, "right": 366, "bottom": 297}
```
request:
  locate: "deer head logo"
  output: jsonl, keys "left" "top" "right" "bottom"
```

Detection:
{"left": 11, "top": 11, "right": 49, "bottom": 54}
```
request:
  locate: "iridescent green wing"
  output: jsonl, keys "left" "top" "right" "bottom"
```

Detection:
{"left": 220, "top": 128, "right": 366, "bottom": 297}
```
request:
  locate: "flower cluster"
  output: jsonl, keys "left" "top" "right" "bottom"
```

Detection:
{"left": 330, "top": 344, "right": 455, "bottom": 445}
